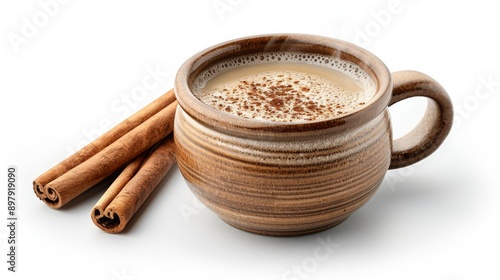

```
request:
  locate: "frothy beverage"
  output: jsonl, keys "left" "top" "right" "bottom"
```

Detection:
{"left": 192, "top": 52, "right": 376, "bottom": 122}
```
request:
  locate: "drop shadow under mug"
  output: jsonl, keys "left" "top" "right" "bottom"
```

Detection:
{"left": 173, "top": 34, "right": 453, "bottom": 236}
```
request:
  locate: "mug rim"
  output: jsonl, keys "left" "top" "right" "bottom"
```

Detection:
{"left": 175, "top": 33, "right": 392, "bottom": 135}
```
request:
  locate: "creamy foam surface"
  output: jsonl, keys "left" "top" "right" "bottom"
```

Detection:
{"left": 192, "top": 52, "right": 376, "bottom": 122}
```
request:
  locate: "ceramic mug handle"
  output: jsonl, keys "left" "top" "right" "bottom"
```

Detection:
{"left": 388, "top": 70, "right": 454, "bottom": 169}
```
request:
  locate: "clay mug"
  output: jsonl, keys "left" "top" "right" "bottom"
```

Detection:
{"left": 173, "top": 34, "right": 453, "bottom": 236}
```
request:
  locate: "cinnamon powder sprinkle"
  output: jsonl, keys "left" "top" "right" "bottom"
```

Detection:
{"left": 200, "top": 71, "right": 368, "bottom": 122}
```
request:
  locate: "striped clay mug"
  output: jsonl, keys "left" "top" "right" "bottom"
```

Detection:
{"left": 173, "top": 34, "right": 453, "bottom": 236}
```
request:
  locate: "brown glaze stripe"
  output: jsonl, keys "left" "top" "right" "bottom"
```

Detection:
{"left": 177, "top": 108, "right": 389, "bottom": 170}
{"left": 180, "top": 139, "right": 386, "bottom": 196}
{"left": 198, "top": 170, "right": 383, "bottom": 217}
{"left": 190, "top": 152, "right": 387, "bottom": 204}
{"left": 181, "top": 112, "right": 387, "bottom": 166}
{"left": 178, "top": 136, "right": 383, "bottom": 197}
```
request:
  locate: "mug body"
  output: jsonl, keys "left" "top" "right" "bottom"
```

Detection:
{"left": 174, "top": 34, "right": 393, "bottom": 236}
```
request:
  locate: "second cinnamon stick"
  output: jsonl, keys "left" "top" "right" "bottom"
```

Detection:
{"left": 91, "top": 135, "right": 177, "bottom": 233}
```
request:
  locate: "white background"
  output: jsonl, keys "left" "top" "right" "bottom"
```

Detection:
{"left": 1, "top": 1, "right": 499, "bottom": 279}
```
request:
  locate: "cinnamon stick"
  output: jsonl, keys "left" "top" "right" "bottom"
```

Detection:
{"left": 34, "top": 99, "right": 178, "bottom": 208}
{"left": 33, "top": 89, "right": 176, "bottom": 201}
{"left": 91, "top": 135, "right": 176, "bottom": 233}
